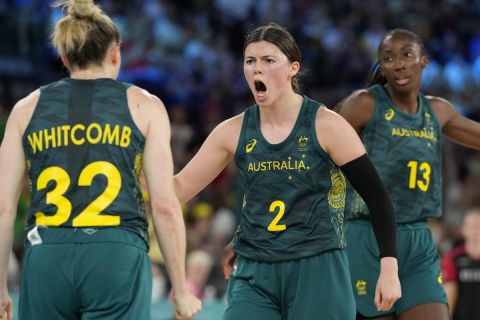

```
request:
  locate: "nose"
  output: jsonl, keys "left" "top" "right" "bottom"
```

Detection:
{"left": 394, "top": 57, "right": 405, "bottom": 69}
{"left": 253, "top": 61, "right": 262, "bottom": 74}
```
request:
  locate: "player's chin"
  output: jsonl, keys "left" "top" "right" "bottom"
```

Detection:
{"left": 391, "top": 80, "right": 418, "bottom": 93}
{"left": 252, "top": 91, "right": 267, "bottom": 104}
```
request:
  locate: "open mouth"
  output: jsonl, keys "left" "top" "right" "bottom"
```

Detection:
{"left": 395, "top": 77, "right": 410, "bottom": 85}
{"left": 254, "top": 80, "right": 267, "bottom": 92}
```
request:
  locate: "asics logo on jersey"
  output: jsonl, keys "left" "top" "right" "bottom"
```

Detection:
{"left": 246, "top": 139, "right": 257, "bottom": 153}
{"left": 385, "top": 108, "right": 395, "bottom": 121}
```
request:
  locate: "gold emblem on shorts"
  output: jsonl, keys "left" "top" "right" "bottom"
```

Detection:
{"left": 437, "top": 274, "right": 443, "bottom": 284}
{"left": 356, "top": 280, "right": 367, "bottom": 295}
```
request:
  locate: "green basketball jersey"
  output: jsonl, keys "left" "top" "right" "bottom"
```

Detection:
{"left": 345, "top": 84, "right": 442, "bottom": 223}
{"left": 22, "top": 78, "right": 148, "bottom": 244}
{"left": 233, "top": 96, "right": 347, "bottom": 262}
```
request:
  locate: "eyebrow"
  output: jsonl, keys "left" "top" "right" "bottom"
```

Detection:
{"left": 244, "top": 55, "right": 276, "bottom": 59}
{"left": 382, "top": 44, "right": 416, "bottom": 53}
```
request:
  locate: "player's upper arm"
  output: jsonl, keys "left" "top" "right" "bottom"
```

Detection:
{"left": 336, "top": 89, "right": 375, "bottom": 133}
{"left": 126, "top": 85, "right": 158, "bottom": 137}
{"left": 174, "top": 114, "right": 242, "bottom": 203}
{"left": 429, "top": 96, "right": 480, "bottom": 149}
{"left": 0, "top": 90, "right": 39, "bottom": 211}
{"left": 127, "top": 87, "right": 176, "bottom": 208}
{"left": 316, "top": 107, "right": 366, "bottom": 166}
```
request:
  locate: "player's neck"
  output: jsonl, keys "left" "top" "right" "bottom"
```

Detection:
{"left": 389, "top": 90, "right": 419, "bottom": 114}
{"left": 260, "top": 92, "right": 303, "bottom": 126}
{"left": 70, "top": 67, "right": 114, "bottom": 80}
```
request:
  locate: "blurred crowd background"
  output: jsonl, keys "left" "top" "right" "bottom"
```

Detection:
{"left": 2, "top": 0, "right": 480, "bottom": 307}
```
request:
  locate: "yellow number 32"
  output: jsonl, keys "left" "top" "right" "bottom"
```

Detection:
{"left": 35, "top": 161, "right": 122, "bottom": 227}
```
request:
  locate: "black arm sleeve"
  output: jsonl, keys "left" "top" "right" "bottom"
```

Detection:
{"left": 340, "top": 154, "right": 397, "bottom": 258}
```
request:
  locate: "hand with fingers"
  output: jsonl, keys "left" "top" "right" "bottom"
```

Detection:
{"left": 221, "top": 242, "right": 237, "bottom": 280}
{"left": 0, "top": 291, "right": 13, "bottom": 320}
{"left": 374, "top": 257, "right": 402, "bottom": 312}
{"left": 172, "top": 290, "right": 202, "bottom": 320}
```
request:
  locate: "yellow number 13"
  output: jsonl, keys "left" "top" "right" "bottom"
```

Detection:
{"left": 407, "top": 161, "right": 431, "bottom": 192}
{"left": 35, "top": 161, "right": 122, "bottom": 227}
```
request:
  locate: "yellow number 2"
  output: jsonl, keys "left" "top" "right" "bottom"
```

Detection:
{"left": 35, "top": 161, "right": 122, "bottom": 227}
{"left": 267, "top": 200, "right": 287, "bottom": 232}
{"left": 407, "top": 161, "right": 431, "bottom": 192}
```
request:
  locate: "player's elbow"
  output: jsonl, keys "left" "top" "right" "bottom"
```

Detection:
{"left": 173, "top": 175, "right": 191, "bottom": 203}
{"left": 0, "top": 200, "right": 17, "bottom": 230}
{"left": 150, "top": 197, "right": 182, "bottom": 221}
{"left": 0, "top": 199, "right": 17, "bottom": 218}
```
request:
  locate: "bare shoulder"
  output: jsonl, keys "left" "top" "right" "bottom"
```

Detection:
{"left": 208, "top": 113, "right": 244, "bottom": 154}
{"left": 425, "top": 95, "right": 453, "bottom": 109}
{"left": 336, "top": 89, "right": 375, "bottom": 132}
{"left": 315, "top": 105, "right": 365, "bottom": 163}
{"left": 10, "top": 89, "right": 41, "bottom": 133}
{"left": 126, "top": 85, "right": 167, "bottom": 135}
{"left": 334, "top": 90, "right": 371, "bottom": 112}
{"left": 425, "top": 95, "right": 458, "bottom": 127}
{"left": 127, "top": 85, "right": 164, "bottom": 109}
{"left": 215, "top": 113, "right": 244, "bottom": 134}
{"left": 342, "top": 89, "right": 374, "bottom": 108}
{"left": 316, "top": 106, "right": 350, "bottom": 131}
